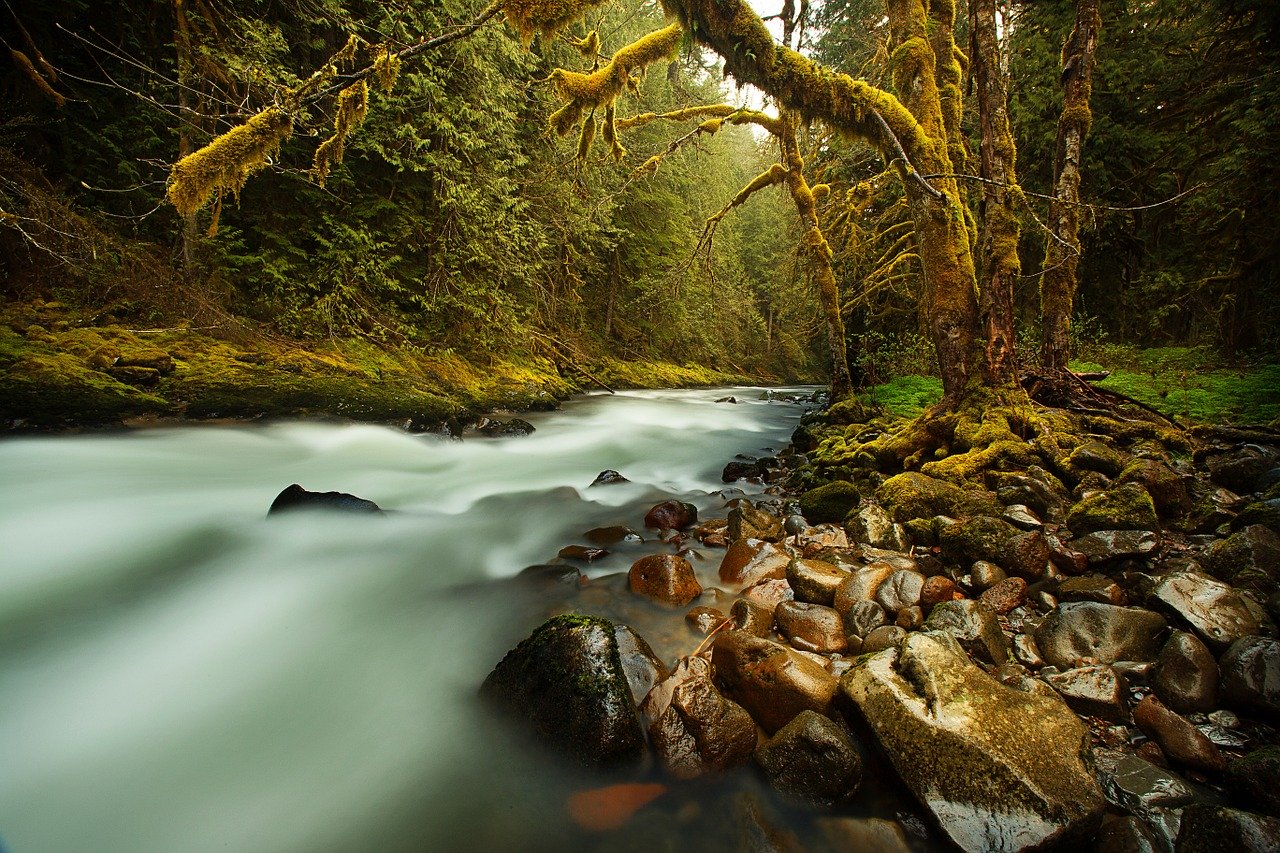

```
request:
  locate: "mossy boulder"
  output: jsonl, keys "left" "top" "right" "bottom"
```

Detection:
{"left": 1066, "top": 440, "right": 1129, "bottom": 480}
{"left": 939, "top": 515, "right": 1020, "bottom": 568}
{"left": 1116, "top": 459, "right": 1191, "bottom": 519}
{"left": 800, "top": 481, "right": 863, "bottom": 524}
{"left": 874, "top": 472, "right": 1001, "bottom": 524}
{"left": 1232, "top": 498, "right": 1280, "bottom": 535}
{"left": 1066, "top": 483, "right": 1159, "bottom": 534}
{"left": 986, "top": 467, "right": 1071, "bottom": 523}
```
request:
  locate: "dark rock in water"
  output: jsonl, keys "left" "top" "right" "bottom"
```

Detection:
{"left": 1044, "top": 665, "right": 1130, "bottom": 723}
{"left": 1033, "top": 602, "right": 1167, "bottom": 669}
{"left": 1094, "top": 815, "right": 1163, "bottom": 853}
{"left": 755, "top": 710, "right": 863, "bottom": 805}
{"left": 1148, "top": 572, "right": 1260, "bottom": 652}
{"left": 1152, "top": 631, "right": 1219, "bottom": 713}
{"left": 1228, "top": 746, "right": 1280, "bottom": 818}
{"left": 590, "top": 469, "right": 629, "bottom": 486}
{"left": 1093, "top": 749, "right": 1193, "bottom": 850}
{"left": 722, "top": 459, "right": 762, "bottom": 482}
{"left": 614, "top": 623, "right": 668, "bottom": 705}
{"left": 516, "top": 564, "right": 582, "bottom": 585}
{"left": 558, "top": 545, "right": 608, "bottom": 562}
{"left": 774, "top": 601, "right": 847, "bottom": 654}
{"left": 1219, "top": 636, "right": 1280, "bottom": 719}
{"left": 640, "top": 656, "right": 756, "bottom": 779}
{"left": 628, "top": 554, "right": 702, "bottom": 606}
{"left": 686, "top": 606, "right": 727, "bottom": 635}
{"left": 584, "top": 525, "right": 642, "bottom": 545}
{"left": 643, "top": 500, "right": 698, "bottom": 531}
{"left": 715, "top": 396, "right": 738, "bottom": 403}
{"left": 480, "top": 614, "right": 646, "bottom": 768}
{"left": 268, "top": 483, "right": 381, "bottom": 515}
{"left": 841, "top": 632, "right": 1105, "bottom": 852}
{"left": 477, "top": 417, "right": 535, "bottom": 437}
{"left": 711, "top": 631, "right": 837, "bottom": 734}
{"left": 1132, "top": 695, "right": 1226, "bottom": 773}
{"left": 1175, "top": 803, "right": 1280, "bottom": 853}
{"left": 728, "top": 501, "right": 784, "bottom": 542}
{"left": 923, "top": 599, "right": 1009, "bottom": 665}
{"left": 1208, "top": 445, "right": 1278, "bottom": 494}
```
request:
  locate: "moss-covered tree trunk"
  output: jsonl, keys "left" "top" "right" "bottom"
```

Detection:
{"left": 1041, "top": 0, "right": 1101, "bottom": 371}
{"left": 971, "top": 0, "right": 1022, "bottom": 388}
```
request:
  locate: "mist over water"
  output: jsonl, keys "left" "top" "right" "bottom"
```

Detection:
{"left": 0, "top": 387, "right": 815, "bottom": 852}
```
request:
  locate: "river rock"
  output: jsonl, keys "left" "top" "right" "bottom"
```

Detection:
{"left": 774, "top": 601, "right": 847, "bottom": 654}
{"left": 816, "top": 817, "right": 912, "bottom": 852}
{"left": 477, "top": 417, "right": 535, "bottom": 436}
{"left": 1133, "top": 695, "right": 1227, "bottom": 774}
{"left": 718, "top": 539, "right": 790, "bottom": 587}
{"left": 1228, "top": 746, "right": 1280, "bottom": 818}
{"left": 988, "top": 469, "right": 1071, "bottom": 523}
{"left": 1044, "top": 665, "right": 1130, "bottom": 723}
{"left": 640, "top": 656, "right": 757, "bottom": 780}
{"left": 742, "top": 577, "right": 794, "bottom": 613}
{"left": 1013, "top": 634, "right": 1044, "bottom": 669}
{"left": 1069, "top": 529, "right": 1161, "bottom": 565}
{"left": 1207, "top": 524, "right": 1280, "bottom": 588}
{"left": 268, "top": 483, "right": 381, "bottom": 514}
{"left": 787, "top": 557, "right": 849, "bottom": 605}
{"left": 590, "top": 469, "right": 629, "bottom": 486}
{"left": 1148, "top": 572, "right": 1260, "bottom": 652}
{"left": 940, "top": 515, "right": 1021, "bottom": 568}
{"left": 1003, "top": 504, "right": 1044, "bottom": 531}
{"left": 832, "top": 563, "right": 895, "bottom": 610}
{"left": 1093, "top": 749, "right": 1194, "bottom": 849}
{"left": 729, "top": 598, "right": 774, "bottom": 637}
{"left": 799, "top": 481, "right": 862, "bottom": 524}
{"left": 629, "top": 554, "right": 702, "bottom": 606}
{"left": 1152, "top": 631, "right": 1219, "bottom": 713}
{"left": 924, "top": 599, "right": 1010, "bottom": 665}
{"left": 686, "top": 606, "right": 727, "bottom": 634}
{"left": 644, "top": 500, "right": 698, "bottom": 531}
{"left": 1002, "top": 530, "right": 1051, "bottom": 579}
{"left": 875, "top": 569, "right": 925, "bottom": 615}
{"left": 1094, "top": 815, "right": 1163, "bottom": 853}
{"left": 794, "top": 522, "right": 849, "bottom": 555}
{"left": 862, "top": 625, "right": 907, "bottom": 655}
{"left": 876, "top": 472, "right": 1003, "bottom": 522}
{"left": 841, "top": 599, "right": 888, "bottom": 639}
{"left": 1067, "top": 483, "right": 1159, "bottom": 534}
{"left": 722, "top": 459, "right": 762, "bottom": 482}
{"left": 845, "top": 500, "right": 908, "bottom": 550}
{"left": 755, "top": 710, "right": 863, "bottom": 805}
{"left": 1058, "top": 575, "right": 1127, "bottom": 605}
{"left": 614, "top": 623, "right": 669, "bottom": 704}
{"left": 1219, "top": 636, "right": 1280, "bottom": 718}
{"left": 1208, "top": 445, "right": 1278, "bottom": 493}
{"left": 978, "top": 577, "right": 1027, "bottom": 615}
{"left": 921, "top": 575, "right": 961, "bottom": 610}
{"left": 1117, "top": 459, "right": 1192, "bottom": 519}
{"left": 711, "top": 631, "right": 838, "bottom": 734}
{"left": 841, "top": 632, "right": 1105, "bottom": 852}
{"left": 1234, "top": 497, "right": 1280, "bottom": 536}
{"left": 584, "top": 525, "right": 642, "bottom": 545}
{"left": 481, "top": 614, "right": 646, "bottom": 768}
{"left": 558, "top": 545, "right": 608, "bottom": 561}
{"left": 971, "top": 560, "right": 1007, "bottom": 591}
{"left": 1175, "top": 803, "right": 1280, "bottom": 853}
{"left": 729, "top": 501, "right": 784, "bottom": 542}
{"left": 1033, "top": 602, "right": 1167, "bottom": 669}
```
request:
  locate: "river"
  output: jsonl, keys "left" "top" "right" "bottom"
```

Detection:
{"left": 0, "top": 386, "right": 823, "bottom": 852}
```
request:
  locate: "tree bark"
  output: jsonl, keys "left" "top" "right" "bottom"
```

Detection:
{"left": 1041, "top": 0, "right": 1101, "bottom": 371}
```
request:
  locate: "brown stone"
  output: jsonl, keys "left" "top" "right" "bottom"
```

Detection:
{"left": 628, "top": 554, "right": 702, "bottom": 606}
{"left": 730, "top": 598, "right": 774, "bottom": 636}
{"left": 1133, "top": 695, "right": 1227, "bottom": 774}
{"left": 641, "top": 656, "right": 757, "bottom": 779}
{"left": 921, "top": 575, "right": 961, "bottom": 610}
{"left": 718, "top": 539, "right": 790, "bottom": 587}
{"left": 686, "top": 606, "right": 727, "bottom": 635}
{"left": 558, "top": 545, "right": 608, "bottom": 561}
{"left": 711, "top": 631, "right": 838, "bottom": 734}
{"left": 644, "top": 500, "right": 697, "bottom": 531}
{"left": 978, "top": 577, "right": 1027, "bottom": 615}
{"left": 786, "top": 558, "right": 848, "bottom": 605}
{"left": 742, "top": 578, "right": 794, "bottom": 614}
{"left": 775, "top": 601, "right": 847, "bottom": 654}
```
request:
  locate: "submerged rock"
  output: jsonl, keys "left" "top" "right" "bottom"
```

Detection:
{"left": 481, "top": 614, "right": 646, "bottom": 768}
{"left": 755, "top": 710, "right": 863, "bottom": 805}
{"left": 841, "top": 633, "right": 1104, "bottom": 852}
{"left": 267, "top": 483, "right": 381, "bottom": 515}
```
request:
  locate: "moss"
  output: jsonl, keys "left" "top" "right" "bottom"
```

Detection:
{"left": 167, "top": 107, "right": 293, "bottom": 217}
{"left": 500, "top": 0, "right": 611, "bottom": 44}
{"left": 799, "top": 480, "right": 862, "bottom": 524}
{"left": 1066, "top": 482, "right": 1159, "bottom": 534}
{"left": 875, "top": 471, "right": 1002, "bottom": 522}
{"left": 938, "top": 515, "right": 1019, "bottom": 567}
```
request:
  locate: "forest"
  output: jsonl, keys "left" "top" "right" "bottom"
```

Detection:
{"left": 0, "top": 0, "right": 1275, "bottom": 429}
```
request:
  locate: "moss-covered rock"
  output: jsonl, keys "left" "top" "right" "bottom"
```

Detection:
{"left": 1066, "top": 482, "right": 1159, "bottom": 534}
{"left": 875, "top": 471, "right": 1002, "bottom": 523}
{"left": 1066, "top": 440, "right": 1129, "bottom": 480}
{"left": 800, "top": 480, "right": 863, "bottom": 524}
{"left": 939, "top": 515, "right": 1020, "bottom": 568}
{"left": 1116, "top": 459, "right": 1191, "bottom": 519}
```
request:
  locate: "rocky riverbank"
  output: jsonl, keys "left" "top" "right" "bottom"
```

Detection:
{"left": 482, "top": 406, "right": 1280, "bottom": 851}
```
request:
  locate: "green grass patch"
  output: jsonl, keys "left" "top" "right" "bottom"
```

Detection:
{"left": 1071, "top": 358, "right": 1280, "bottom": 425}
{"left": 859, "top": 375, "right": 944, "bottom": 419}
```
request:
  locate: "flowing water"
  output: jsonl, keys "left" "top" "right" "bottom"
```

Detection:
{"left": 0, "top": 386, "right": 824, "bottom": 852}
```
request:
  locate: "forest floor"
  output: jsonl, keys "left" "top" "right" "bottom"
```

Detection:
{"left": 0, "top": 298, "right": 787, "bottom": 431}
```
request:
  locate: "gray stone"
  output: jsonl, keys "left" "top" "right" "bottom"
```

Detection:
{"left": 875, "top": 569, "right": 925, "bottom": 615}
{"left": 924, "top": 599, "right": 1011, "bottom": 665}
{"left": 988, "top": 469, "right": 1071, "bottom": 523}
{"left": 862, "top": 625, "right": 907, "bottom": 655}
{"left": 640, "top": 655, "right": 757, "bottom": 779}
{"left": 1033, "top": 602, "right": 1167, "bottom": 669}
{"left": 755, "top": 710, "right": 863, "bottom": 805}
{"left": 841, "top": 633, "right": 1105, "bottom": 852}
{"left": 1059, "top": 575, "right": 1128, "bottom": 605}
{"left": 786, "top": 558, "right": 848, "bottom": 605}
{"left": 1152, "top": 631, "right": 1219, "bottom": 714}
{"left": 1044, "top": 665, "right": 1130, "bottom": 723}
{"left": 971, "top": 560, "right": 1007, "bottom": 592}
{"left": 1093, "top": 749, "right": 1193, "bottom": 851}
{"left": 1219, "top": 636, "right": 1280, "bottom": 719}
{"left": 1013, "top": 634, "right": 1045, "bottom": 669}
{"left": 840, "top": 599, "right": 888, "bottom": 639}
{"left": 1149, "top": 572, "right": 1260, "bottom": 652}
{"left": 1003, "top": 504, "right": 1044, "bottom": 531}
{"left": 1070, "top": 530, "right": 1161, "bottom": 565}
{"left": 1207, "top": 524, "right": 1280, "bottom": 588}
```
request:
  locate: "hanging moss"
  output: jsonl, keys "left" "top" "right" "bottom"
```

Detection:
{"left": 371, "top": 44, "right": 402, "bottom": 92}
{"left": 576, "top": 30, "right": 600, "bottom": 57}
{"left": 577, "top": 115, "right": 597, "bottom": 160}
{"left": 312, "top": 80, "right": 370, "bottom": 186}
{"left": 549, "top": 23, "right": 682, "bottom": 111}
{"left": 167, "top": 107, "right": 294, "bottom": 217}
{"left": 501, "top": 0, "right": 612, "bottom": 44}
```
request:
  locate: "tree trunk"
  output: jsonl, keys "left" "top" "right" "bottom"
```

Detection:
{"left": 172, "top": 0, "right": 199, "bottom": 274}
{"left": 1041, "top": 0, "right": 1101, "bottom": 371}
{"left": 971, "top": 0, "right": 1021, "bottom": 388}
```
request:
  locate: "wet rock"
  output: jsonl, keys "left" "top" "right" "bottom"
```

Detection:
{"left": 729, "top": 502, "right": 784, "bottom": 543}
{"left": 979, "top": 577, "right": 1028, "bottom": 615}
{"left": 775, "top": 601, "right": 847, "bottom": 654}
{"left": 862, "top": 625, "right": 907, "bottom": 655}
{"left": 559, "top": 545, "right": 609, "bottom": 562}
{"left": 1059, "top": 575, "right": 1128, "bottom": 605}
{"left": 1148, "top": 572, "right": 1260, "bottom": 652}
{"left": 841, "top": 599, "right": 889, "bottom": 639}
{"left": 1227, "top": 746, "right": 1280, "bottom": 818}
{"left": 1002, "top": 530, "right": 1051, "bottom": 579}
{"left": 711, "top": 631, "right": 838, "bottom": 734}
{"left": 585, "top": 525, "right": 642, "bottom": 545}
{"left": 755, "top": 710, "right": 862, "bottom": 805}
{"left": 1152, "top": 631, "right": 1219, "bottom": 713}
{"left": 988, "top": 469, "right": 1071, "bottom": 523}
{"left": 686, "top": 606, "right": 727, "bottom": 635}
{"left": 816, "top": 817, "right": 912, "bottom": 852}
{"left": 1207, "top": 525, "right": 1280, "bottom": 589}
{"left": 590, "top": 469, "right": 629, "bottom": 486}
{"left": 876, "top": 471, "right": 1003, "bottom": 522}
{"left": 628, "top": 554, "right": 702, "bottom": 606}
{"left": 788, "top": 558, "right": 849, "bottom": 606}
{"left": 1118, "top": 459, "right": 1192, "bottom": 519}
{"left": 875, "top": 569, "right": 925, "bottom": 615}
{"left": 971, "top": 560, "right": 1007, "bottom": 591}
{"left": 742, "top": 578, "right": 794, "bottom": 614}
{"left": 1069, "top": 440, "right": 1129, "bottom": 479}
{"left": 1047, "top": 532, "right": 1092, "bottom": 574}
{"left": 1068, "top": 483, "right": 1159, "bottom": 534}
{"left": 1234, "top": 497, "right": 1280, "bottom": 536}
{"left": 845, "top": 500, "right": 909, "bottom": 551}
{"left": 1013, "top": 634, "right": 1045, "bottom": 669}
{"left": 1093, "top": 749, "right": 1193, "bottom": 849}
{"left": 1094, "top": 815, "right": 1163, "bottom": 853}
{"left": 722, "top": 460, "right": 762, "bottom": 482}
{"left": 615, "top": 624, "right": 669, "bottom": 705}
{"left": 477, "top": 417, "right": 535, "bottom": 437}
{"left": 924, "top": 599, "right": 1010, "bottom": 665}
{"left": 841, "top": 632, "right": 1105, "bottom": 852}
{"left": 640, "top": 656, "right": 757, "bottom": 780}
{"left": 268, "top": 483, "right": 381, "bottom": 514}
{"left": 799, "top": 481, "right": 862, "bottom": 524}
{"left": 793, "top": 523, "right": 849, "bottom": 555}
{"left": 1219, "top": 636, "right": 1280, "bottom": 718}
{"left": 1044, "top": 665, "right": 1130, "bottom": 723}
{"left": 643, "top": 500, "right": 698, "bottom": 531}
{"left": 1133, "top": 695, "right": 1226, "bottom": 774}
{"left": 1003, "top": 504, "right": 1044, "bottom": 531}
{"left": 940, "top": 515, "right": 1021, "bottom": 568}
{"left": 1174, "top": 803, "right": 1280, "bottom": 852}
{"left": 718, "top": 539, "right": 790, "bottom": 587}
{"left": 481, "top": 614, "right": 646, "bottom": 768}
{"left": 1070, "top": 530, "right": 1162, "bottom": 565}
{"left": 517, "top": 563, "right": 582, "bottom": 585}
{"left": 921, "top": 575, "right": 961, "bottom": 610}
{"left": 833, "top": 563, "right": 896, "bottom": 610}
{"left": 1208, "top": 446, "right": 1278, "bottom": 494}
{"left": 730, "top": 598, "right": 774, "bottom": 637}
{"left": 1033, "top": 602, "right": 1167, "bottom": 669}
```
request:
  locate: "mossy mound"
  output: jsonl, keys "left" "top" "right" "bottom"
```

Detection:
{"left": 1116, "top": 459, "right": 1192, "bottom": 519}
{"left": 799, "top": 481, "right": 863, "bottom": 524}
{"left": 938, "top": 515, "right": 1020, "bottom": 567}
{"left": 875, "top": 471, "right": 1003, "bottom": 523}
{"left": 1066, "top": 482, "right": 1159, "bottom": 533}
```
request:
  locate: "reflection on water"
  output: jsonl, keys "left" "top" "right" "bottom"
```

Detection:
{"left": 0, "top": 387, "right": 815, "bottom": 852}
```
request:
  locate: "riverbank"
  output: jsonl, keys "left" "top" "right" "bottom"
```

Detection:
{"left": 0, "top": 299, "right": 802, "bottom": 431}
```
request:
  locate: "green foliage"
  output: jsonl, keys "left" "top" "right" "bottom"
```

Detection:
{"left": 859, "top": 375, "right": 944, "bottom": 419}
